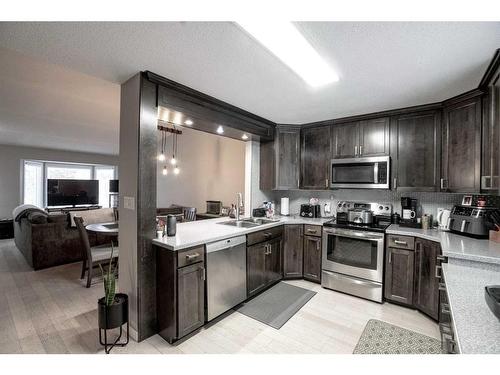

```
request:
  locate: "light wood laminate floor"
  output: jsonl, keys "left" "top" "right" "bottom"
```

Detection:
{"left": 0, "top": 239, "right": 439, "bottom": 354}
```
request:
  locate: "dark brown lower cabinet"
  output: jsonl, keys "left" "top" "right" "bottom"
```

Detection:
{"left": 384, "top": 247, "right": 414, "bottom": 305}
{"left": 247, "top": 233, "right": 283, "bottom": 297}
{"left": 414, "top": 238, "right": 441, "bottom": 320}
{"left": 283, "top": 225, "right": 304, "bottom": 279}
{"left": 303, "top": 235, "right": 322, "bottom": 283}
{"left": 177, "top": 262, "right": 205, "bottom": 338}
{"left": 156, "top": 245, "right": 206, "bottom": 343}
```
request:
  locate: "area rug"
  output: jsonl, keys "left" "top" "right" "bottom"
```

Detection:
{"left": 353, "top": 319, "right": 443, "bottom": 354}
{"left": 237, "top": 282, "right": 316, "bottom": 329}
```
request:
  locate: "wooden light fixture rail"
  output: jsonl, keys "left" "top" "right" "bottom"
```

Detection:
{"left": 157, "top": 121, "right": 183, "bottom": 135}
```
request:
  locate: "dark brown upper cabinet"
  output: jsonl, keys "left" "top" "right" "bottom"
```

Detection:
{"left": 390, "top": 111, "right": 441, "bottom": 191}
{"left": 442, "top": 95, "right": 482, "bottom": 193}
{"left": 332, "top": 118, "right": 390, "bottom": 159}
{"left": 301, "top": 125, "right": 331, "bottom": 190}
{"left": 481, "top": 71, "right": 500, "bottom": 192}
{"left": 260, "top": 125, "right": 300, "bottom": 190}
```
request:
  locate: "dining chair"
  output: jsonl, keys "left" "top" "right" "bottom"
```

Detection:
{"left": 74, "top": 216, "right": 119, "bottom": 288}
{"left": 183, "top": 207, "right": 197, "bottom": 222}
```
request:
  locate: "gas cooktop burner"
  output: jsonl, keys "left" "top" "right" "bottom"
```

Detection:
{"left": 323, "top": 219, "right": 391, "bottom": 233}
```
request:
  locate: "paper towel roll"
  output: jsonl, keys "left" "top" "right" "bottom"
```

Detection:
{"left": 280, "top": 197, "right": 289, "bottom": 216}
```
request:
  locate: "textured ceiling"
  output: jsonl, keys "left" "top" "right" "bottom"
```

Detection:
{"left": 0, "top": 22, "right": 499, "bottom": 154}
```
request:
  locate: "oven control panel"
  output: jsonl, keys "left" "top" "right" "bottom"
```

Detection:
{"left": 336, "top": 201, "right": 393, "bottom": 216}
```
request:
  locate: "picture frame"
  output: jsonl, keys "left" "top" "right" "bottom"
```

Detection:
{"left": 462, "top": 195, "right": 473, "bottom": 206}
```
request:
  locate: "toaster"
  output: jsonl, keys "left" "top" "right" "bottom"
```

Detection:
{"left": 300, "top": 204, "right": 321, "bottom": 218}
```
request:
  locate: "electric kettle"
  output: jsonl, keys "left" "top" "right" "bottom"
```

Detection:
{"left": 437, "top": 208, "right": 451, "bottom": 231}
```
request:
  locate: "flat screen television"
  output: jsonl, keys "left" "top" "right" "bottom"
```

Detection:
{"left": 47, "top": 179, "right": 99, "bottom": 206}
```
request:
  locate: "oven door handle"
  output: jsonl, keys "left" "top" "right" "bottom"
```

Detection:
{"left": 323, "top": 270, "right": 381, "bottom": 287}
{"left": 324, "top": 229, "right": 384, "bottom": 241}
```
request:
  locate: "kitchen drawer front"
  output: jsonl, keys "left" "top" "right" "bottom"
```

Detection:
{"left": 387, "top": 235, "right": 415, "bottom": 250}
{"left": 247, "top": 225, "right": 283, "bottom": 246}
{"left": 177, "top": 246, "right": 205, "bottom": 268}
{"left": 304, "top": 224, "right": 322, "bottom": 237}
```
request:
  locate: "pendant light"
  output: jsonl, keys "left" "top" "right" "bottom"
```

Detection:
{"left": 158, "top": 131, "right": 166, "bottom": 161}
{"left": 162, "top": 165, "right": 168, "bottom": 175}
{"left": 170, "top": 130, "right": 177, "bottom": 165}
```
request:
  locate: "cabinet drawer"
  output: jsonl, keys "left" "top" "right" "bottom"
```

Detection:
{"left": 247, "top": 225, "right": 283, "bottom": 246}
{"left": 304, "top": 225, "right": 322, "bottom": 237}
{"left": 387, "top": 235, "right": 414, "bottom": 250}
{"left": 177, "top": 246, "right": 205, "bottom": 268}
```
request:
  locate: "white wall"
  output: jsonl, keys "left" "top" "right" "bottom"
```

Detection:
{"left": 156, "top": 127, "right": 245, "bottom": 212}
{"left": 0, "top": 144, "right": 118, "bottom": 218}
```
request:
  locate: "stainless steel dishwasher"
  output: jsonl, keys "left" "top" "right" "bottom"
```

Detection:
{"left": 206, "top": 235, "right": 247, "bottom": 321}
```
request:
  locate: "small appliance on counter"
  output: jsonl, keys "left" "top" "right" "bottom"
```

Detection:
{"left": 206, "top": 200, "right": 223, "bottom": 215}
{"left": 448, "top": 205, "right": 499, "bottom": 239}
{"left": 400, "top": 197, "right": 420, "bottom": 228}
{"left": 300, "top": 203, "right": 321, "bottom": 218}
{"left": 252, "top": 207, "right": 267, "bottom": 218}
{"left": 485, "top": 286, "right": 500, "bottom": 321}
{"left": 437, "top": 208, "right": 452, "bottom": 231}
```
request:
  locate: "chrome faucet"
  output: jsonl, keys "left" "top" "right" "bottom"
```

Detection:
{"left": 236, "top": 192, "right": 243, "bottom": 221}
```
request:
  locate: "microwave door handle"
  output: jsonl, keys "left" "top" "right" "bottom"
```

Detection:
{"left": 374, "top": 162, "right": 379, "bottom": 184}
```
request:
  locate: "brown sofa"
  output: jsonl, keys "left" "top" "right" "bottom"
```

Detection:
{"left": 14, "top": 208, "right": 114, "bottom": 270}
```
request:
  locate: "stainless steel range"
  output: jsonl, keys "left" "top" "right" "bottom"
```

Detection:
{"left": 322, "top": 201, "right": 392, "bottom": 303}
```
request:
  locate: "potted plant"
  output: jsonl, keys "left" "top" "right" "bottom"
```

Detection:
{"left": 98, "top": 244, "right": 128, "bottom": 353}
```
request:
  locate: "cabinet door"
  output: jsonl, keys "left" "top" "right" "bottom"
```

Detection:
{"left": 482, "top": 85, "right": 500, "bottom": 191}
{"left": 359, "top": 117, "right": 390, "bottom": 157}
{"left": 303, "top": 235, "right": 322, "bottom": 283}
{"left": 414, "top": 239, "right": 441, "bottom": 320}
{"left": 276, "top": 127, "right": 300, "bottom": 189}
{"left": 266, "top": 237, "right": 283, "bottom": 286}
{"left": 247, "top": 242, "right": 267, "bottom": 297}
{"left": 177, "top": 262, "right": 205, "bottom": 338}
{"left": 301, "top": 126, "right": 331, "bottom": 189}
{"left": 384, "top": 247, "right": 414, "bottom": 305}
{"left": 259, "top": 140, "right": 275, "bottom": 190}
{"left": 283, "top": 225, "right": 303, "bottom": 279}
{"left": 391, "top": 111, "right": 441, "bottom": 191}
{"left": 332, "top": 122, "right": 359, "bottom": 158}
{"left": 442, "top": 97, "right": 481, "bottom": 192}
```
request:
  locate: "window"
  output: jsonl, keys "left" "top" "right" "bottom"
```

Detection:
{"left": 22, "top": 160, "right": 117, "bottom": 208}
{"left": 95, "top": 166, "right": 116, "bottom": 208}
{"left": 23, "top": 161, "right": 43, "bottom": 207}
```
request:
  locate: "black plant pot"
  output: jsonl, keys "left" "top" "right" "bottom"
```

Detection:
{"left": 98, "top": 293, "right": 128, "bottom": 329}
{"left": 98, "top": 293, "right": 129, "bottom": 353}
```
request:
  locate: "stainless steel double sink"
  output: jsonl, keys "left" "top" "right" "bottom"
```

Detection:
{"left": 217, "top": 217, "right": 280, "bottom": 228}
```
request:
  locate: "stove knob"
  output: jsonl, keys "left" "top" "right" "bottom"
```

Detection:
{"left": 338, "top": 203, "right": 342, "bottom": 208}
{"left": 379, "top": 205, "right": 383, "bottom": 210}
{"left": 385, "top": 206, "right": 389, "bottom": 211}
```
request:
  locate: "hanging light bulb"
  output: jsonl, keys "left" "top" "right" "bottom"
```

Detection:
{"left": 170, "top": 132, "right": 177, "bottom": 165}
{"left": 158, "top": 130, "right": 166, "bottom": 161}
{"left": 170, "top": 156, "right": 177, "bottom": 165}
{"left": 174, "top": 166, "right": 180, "bottom": 175}
{"left": 162, "top": 165, "right": 168, "bottom": 176}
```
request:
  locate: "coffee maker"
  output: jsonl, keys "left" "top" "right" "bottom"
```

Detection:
{"left": 400, "top": 197, "right": 420, "bottom": 228}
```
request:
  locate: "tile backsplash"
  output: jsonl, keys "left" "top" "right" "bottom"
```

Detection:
{"left": 265, "top": 189, "right": 464, "bottom": 219}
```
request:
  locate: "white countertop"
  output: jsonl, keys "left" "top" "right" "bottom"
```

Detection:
{"left": 442, "top": 259, "right": 500, "bottom": 354}
{"left": 153, "top": 216, "right": 332, "bottom": 251}
{"left": 387, "top": 224, "right": 500, "bottom": 265}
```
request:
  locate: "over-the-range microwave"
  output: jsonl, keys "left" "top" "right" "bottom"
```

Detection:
{"left": 330, "top": 156, "right": 390, "bottom": 189}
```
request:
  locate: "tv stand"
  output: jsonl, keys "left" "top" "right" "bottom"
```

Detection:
{"left": 46, "top": 205, "right": 101, "bottom": 213}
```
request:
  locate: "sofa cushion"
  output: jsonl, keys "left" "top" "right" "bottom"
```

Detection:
{"left": 69, "top": 208, "right": 115, "bottom": 227}
{"left": 28, "top": 212, "right": 48, "bottom": 224}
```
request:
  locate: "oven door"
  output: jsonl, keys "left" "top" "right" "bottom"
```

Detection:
{"left": 330, "top": 156, "right": 389, "bottom": 189}
{"left": 322, "top": 227, "right": 384, "bottom": 282}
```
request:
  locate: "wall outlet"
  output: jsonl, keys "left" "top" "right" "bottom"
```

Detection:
{"left": 124, "top": 196, "right": 135, "bottom": 210}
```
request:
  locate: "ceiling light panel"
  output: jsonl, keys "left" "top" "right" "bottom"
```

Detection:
{"left": 237, "top": 21, "right": 339, "bottom": 88}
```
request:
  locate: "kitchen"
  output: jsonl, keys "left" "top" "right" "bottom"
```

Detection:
{"left": 117, "top": 46, "right": 500, "bottom": 354}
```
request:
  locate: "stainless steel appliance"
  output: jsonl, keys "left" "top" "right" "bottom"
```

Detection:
{"left": 330, "top": 156, "right": 390, "bottom": 189}
{"left": 300, "top": 204, "right": 321, "bottom": 218}
{"left": 206, "top": 200, "right": 222, "bottom": 215}
{"left": 322, "top": 201, "right": 392, "bottom": 303}
{"left": 206, "top": 236, "right": 247, "bottom": 321}
{"left": 448, "top": 205, "right": 498, "bottom": 239}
